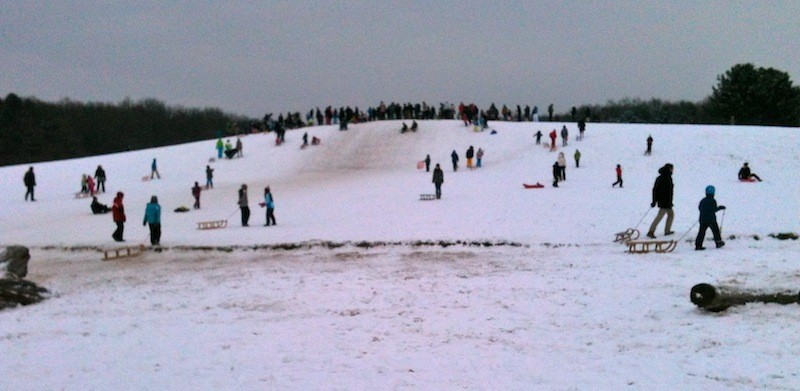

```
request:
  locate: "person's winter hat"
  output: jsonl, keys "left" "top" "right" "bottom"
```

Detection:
{"left": 706, "top": 185, "right": 715, "bottom": 195}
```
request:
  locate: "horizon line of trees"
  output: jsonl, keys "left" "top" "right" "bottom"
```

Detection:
{"left": 1, "top": 63, "right": 797, "bottom": 166}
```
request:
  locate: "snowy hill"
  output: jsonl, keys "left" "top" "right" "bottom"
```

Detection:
{"left": 1, "top": 120, "right": 797, "bottom": 246}
{"left": 1, "top": 121, "right": 800, "bottom": 389}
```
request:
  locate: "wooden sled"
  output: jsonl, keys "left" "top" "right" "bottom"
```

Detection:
{"left": 74, "top": 192, "right": 91, "bottom": 199}
{"left": 197, "top": 220, "right": 228, "bottom": 230}
{"left": 141, "top": 176, "right": 151, "bottom": 182}
{"left": 103, "top": 244, "right": 145, "bottom": 261}
{"left": 626, "top": 240, "right": 677, "bottom": 254}
{"left": 523, "top": 183, "right": 545, "bottom": 189}
{"left": 419, "top": 194, "right": 437, "bottom": 201}
{"left": 614, "top": 228, "right": 640, "bottom": 243}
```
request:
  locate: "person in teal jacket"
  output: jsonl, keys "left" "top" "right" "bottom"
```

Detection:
{"left": 143, "top": 195, "right": 162, "bottom": 246}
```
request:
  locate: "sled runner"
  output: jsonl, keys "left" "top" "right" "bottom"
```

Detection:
{"left": 197, "top": 220, "right": 228, "bottom": 230}
{"left": 523, "top": 183, "right": 545, "bottom": 189}
{"left": 102, "top": 244, "right": 145, "bottom": 261}
{"left": 614, "top": 228, "right": 640, "bottom": 242}
{"left": 419, "top": 194, "right": 437, "bottom": 201}
{"left": 626, "top": 240, "right": 677, "bottom": 254}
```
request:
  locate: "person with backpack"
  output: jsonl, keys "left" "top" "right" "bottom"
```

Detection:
{"left": 612, "top": 164, "right": 623, "bottom": 188}
{"left": 695, "top": 185, "right": 726, "bottom": 250}
{"left": 143, "top": 195, "right": 162, "bottom": 246}
{"left": 112, "top": 192, "right": 126, "bottom": 242}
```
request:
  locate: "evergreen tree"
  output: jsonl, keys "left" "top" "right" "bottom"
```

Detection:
{"left": 707, "top": 63, "right": 800, "bottom": 126}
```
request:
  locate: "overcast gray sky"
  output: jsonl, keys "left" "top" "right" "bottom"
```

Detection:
{"left": 2, "top": 1, "right": 798, "bottom": 118}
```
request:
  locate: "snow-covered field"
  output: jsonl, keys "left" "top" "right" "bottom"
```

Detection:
{"left": 1, "top": 120, "right": 799, "bottom": 389}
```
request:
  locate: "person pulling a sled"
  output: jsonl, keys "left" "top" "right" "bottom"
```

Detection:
{"left": 647, "top": 163, "right": 674, "bottom": 239}
{"left": 695, "top": 185, "right": 726, "bottom": 250}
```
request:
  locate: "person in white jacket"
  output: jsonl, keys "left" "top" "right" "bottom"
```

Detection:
{"left": 557, "top": 152, "right": 567, "bottom": 181}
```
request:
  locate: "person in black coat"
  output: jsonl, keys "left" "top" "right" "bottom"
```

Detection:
{"left": 94, "top": 165, "right": 106, "bottom": 193}
{"left": 738, "top": 162, "right": 762, "bottom": 181}
{"left": 432, "top": 164, "right": 444, "bottom": 199}
{"left": 451, "top": 150, "right": 459, "bottom": 172}
{"left": 91, "top": 196, "right": 110, "bottom": 214}
{"left": 534, "top": 130, "right": 543, "bottom": 145}
{"left": 647, "top": 164, "right": 675, "bottom": 238}
{"left": 552, "top": 161, "right": 560, "bottom": 187}
{"left": 23, "top": 167, "right": 36, "bottom": 201}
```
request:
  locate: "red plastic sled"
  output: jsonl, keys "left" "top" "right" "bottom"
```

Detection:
{"left": 523, "top": 183, "right": 545, "bottom": 189}
{"left": 739, "top": 178, "right": 756, "bottom": 182}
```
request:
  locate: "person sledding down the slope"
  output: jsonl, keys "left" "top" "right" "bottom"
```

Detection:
{"left": 738, "top": 162, "right": 762, "bottom": 181}
{"left": 695, "top": 185, "right": 726, "bottom": 250}
{"left": 401, "top": 122, "right": 409, "bottom": 133}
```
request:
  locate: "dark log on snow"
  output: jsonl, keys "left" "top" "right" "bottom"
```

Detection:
{"left": 690, "top": 283, "right": 800, "bottom": 312}
{"left": 0, "top": 246, "right": 51, "bottom": 311}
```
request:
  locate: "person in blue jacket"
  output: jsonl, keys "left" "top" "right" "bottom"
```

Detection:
{"left": 695, "top": 185, "right": 726, "bottom": 250}
{"left": 263, "top": 186, "right": 276, "bottom": 226}
{"left": 143, "top": 195, "right": 162, "bottom": 246}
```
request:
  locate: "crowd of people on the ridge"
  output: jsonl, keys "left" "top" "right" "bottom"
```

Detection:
{"left": 249, "top": 101, "right": 591, "bottom": 136}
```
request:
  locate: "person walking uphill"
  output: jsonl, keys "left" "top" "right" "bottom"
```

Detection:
{"left": 238, "top": 184, "right": 250, "bottom": 227}
{"left": 192, "top": 182, "right": 202, "bottom": 209}
{"left": 695, "top": 185, "right": 726, "bottom": 250}
{"left": 112, "top": 192, "right": 126, "bottom": 242}
{"left": 647, "top": 163, "right": 675, "bottom": 238}
{"left": 24, "top": 167, "right": 36, "bottom": 201}
{"left": 451, "top": 150, "right": 459, "bottom": 172}
{"left": 143, "top": 195, "right": 161, "bottom": 246}
{"left": 612, "top": 164, "right": 623, "bottom": 187}
{"left": 432, "top": 163, "right": 444, "bottom": 199}
{"left": 150, "top": 158, "right": 161, "bottom": 179}
{"left": 263, "top": 187, "right": 276, "bottom": 226}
